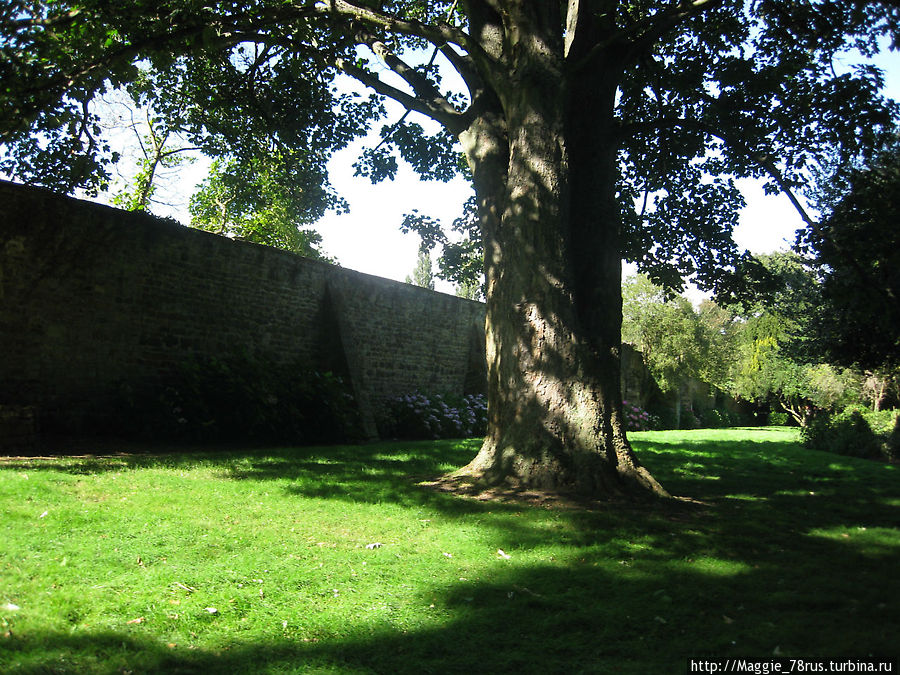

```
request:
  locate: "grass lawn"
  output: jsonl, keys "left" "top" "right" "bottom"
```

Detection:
{"left": 1, "top": 427, "right": 897, "bottom": 673}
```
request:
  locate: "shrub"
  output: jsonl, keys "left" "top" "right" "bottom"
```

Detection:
{"left": 801, "top": 405, "right": 899, "bottom": 462}
{"left": 116, "top": 351, "right": 361, "bottom": 444}
{"left": 379, "top": 392, "right": 487, "bottom": 440}
{"left": 679, "top": 407, "right": 702, "bottom": 430}
{"left": 623, "top": 400, "right": 657, "bottom": 431}
{"left": 700, "top": 408, "right": 732, "bottom": 428}
{"left": 769, "top": 411, "right": 791, "bottom": 426}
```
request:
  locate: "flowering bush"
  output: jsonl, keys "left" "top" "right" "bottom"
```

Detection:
{"left": 622, "top": 400, "right": 656, "bottom": 431}
{"left": 380, "top": 392, "right": 487, "bottom": 440}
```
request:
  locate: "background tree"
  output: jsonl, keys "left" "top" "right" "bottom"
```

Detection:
{"left": 729, "top": 253, "right": 860, "bottom": 424}
{"left": 696, "top": 299, "right": 740, "bottom": 395}
{"left": 108, "top": 111, "right": 194, "bottom": 213}
{"left": 100, "top": 68, "right": 200, "bottom": 213}
{"left": 622, "top": 275, "right": 741, "bottom": 426}
{"left": 405, "top": 249, "right": 435, "bottom": 290}
{"left": 798, "top": 141, "right": 900, "bottom": 372}
{"left": 622, "top": 275, "right": 705, "bottom": 426}
{"left": 455, "top": 278, "right": 483, "bottom": 301}
{"left": 189, "top": 156, "right": 334, "bottom": 258}
{"left": 2, "top": 1, "right": 898, "bottom": 498}
{"left": 861, "top": 369, "right": 899, "bottom": 412}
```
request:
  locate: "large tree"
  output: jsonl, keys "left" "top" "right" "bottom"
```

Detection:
{"left": 2, "top": 1, "right": 898, "bottom": 498}
{"left": 798, "top": 142, "right": 900, "bottom": 372}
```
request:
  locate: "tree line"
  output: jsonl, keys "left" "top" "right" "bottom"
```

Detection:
{"left": 624, "top": 143, "right": 900, "bottom": 428}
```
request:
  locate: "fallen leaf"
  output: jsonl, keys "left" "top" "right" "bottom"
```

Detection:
{"left": 497, "top": 549, "right": 511, "bottom": 560}
{"left": 204, "top": 607, "right": 218, "bottom": 614}
{"left": 167, "top": 643, "right": 177, "bottom": 649}
{"left": 723, "top": 615, "right": 734, "bottom": 624}
{"left": 654, "top": 616, "right": 667, "bottom": 624}
{"left": 126, "top": 617, "right": 144, "bottom": 624}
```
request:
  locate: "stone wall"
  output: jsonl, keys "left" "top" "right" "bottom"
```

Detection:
{"left": 0, "top": 181, "right": 485, "bottom": 443}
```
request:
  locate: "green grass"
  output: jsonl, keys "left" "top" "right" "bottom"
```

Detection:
{"left": 1, "top": 428, "right": 897, "bottom": 673}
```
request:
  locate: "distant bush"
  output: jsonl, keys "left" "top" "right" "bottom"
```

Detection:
{"left": 769, "top": 411, "right": 791, "bottom": 426}
{"left": 700, "top": 408, "right": 732, "bottom": 428}
{"left": 623, "top": 400, "right": 657, "bottom": 431}
{"left": 801, "top": 405, "right": 899, "bottom": 462}
{"left": 115, "top": 351, "right": 361, "bottom": 444}
{"left": 379, "top": 392, "right": 487, "bottom": 440}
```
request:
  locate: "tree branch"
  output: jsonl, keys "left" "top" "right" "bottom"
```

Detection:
{"left": 622, "top": 115, "right": 818, "bottom": 228}
{"left": 573, "top": 0, "right": 724, "bottom": 70}
{"left": 361, "top": 32, "right": 460, "bottom": 118}
{"left": 440, "top": 43, "right": 483, "bottom": 97}
{"left": 334, "top": 57, "right": 464, "bottom": 132}
{"left": 1, "top": 8, "right": 84, "bottom": 31}
{"left": 311, "top": 0, "right": 471, "bottom": 49}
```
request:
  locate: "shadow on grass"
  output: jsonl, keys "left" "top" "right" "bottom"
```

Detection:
{"left": 631, "top": 433, "right": 899, "bottom": 530}
{"left": 2, "top": 431, "right": 897, "bottom": 535}
{"left": 3, "top": 535, "right": 897, "bottom": 674}
{"left": 2, "top": 431, "right": 898, "bottom": 672}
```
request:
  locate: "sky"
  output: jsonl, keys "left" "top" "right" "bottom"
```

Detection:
{"left": 104, "top": 44, "right": 900, "bottom": 298}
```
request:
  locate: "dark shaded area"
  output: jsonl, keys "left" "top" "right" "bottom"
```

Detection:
{"left": 1, "top": 433, "right": 898, "bottom": 673}
{"left": 0, "top": 181, "right": 486, "bottom": 450}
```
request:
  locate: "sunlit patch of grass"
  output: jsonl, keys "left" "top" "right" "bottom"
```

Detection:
{"left": 1, "top": 430, "right": 898, "bottom": 673}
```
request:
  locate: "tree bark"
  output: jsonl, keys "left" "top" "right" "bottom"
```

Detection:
{"left": 453, "top": 3, "right": 668, "bottom": 500}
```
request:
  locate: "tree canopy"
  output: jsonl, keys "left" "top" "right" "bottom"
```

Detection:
{"left": 2, "top": 1, "right": 898, "bottom": 498}
{"left": 3, "top": 2, "right": 896, "bottom": 292}
{"left": 797, "top": 142, "right": 900, "bottom": 371}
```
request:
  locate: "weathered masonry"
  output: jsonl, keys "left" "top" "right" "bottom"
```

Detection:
{"left": 0, "top": 180, "right": 486, "bottom": 445}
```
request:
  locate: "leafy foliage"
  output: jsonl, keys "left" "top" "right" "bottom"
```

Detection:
{"left": 622, "top": 400, "right": 657, "bottom": 432}
{"left": 404, "top": 249, "right": 435, "bottom": 290}
{"left": 1, "top": 1, "right": 896, "bottom": 295}
{"left": 624, "top": 267, "right": 867, "bottom": 427}
{"left": 114, "top": 351, "right": 361, "bottom": 444}
{"left": 797, "top": 141, "right": 900, "bottom": 371}
{"left": 101, "top": 68, "right": 199, "bottom": 212}
{"left": 189, "top": 156, "right": 335, "bottom": 258}
{"left": 378, "top": 392, "right": 487, "bottom": 440}
{"left": 402, "top": 194, "right": 483, "bottom": 293}
{"left": 801, "top": 405, "right": 899, "bottom": 462}
{"left": 622, "top": 275, "right": 703, "bottom": 394}
{"left": 727, "top": 253, "right": 863, "bottom": 424}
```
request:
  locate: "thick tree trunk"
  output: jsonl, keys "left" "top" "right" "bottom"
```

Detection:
{"left": 453, "top": 5, "right": 667, "bottom": 500}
